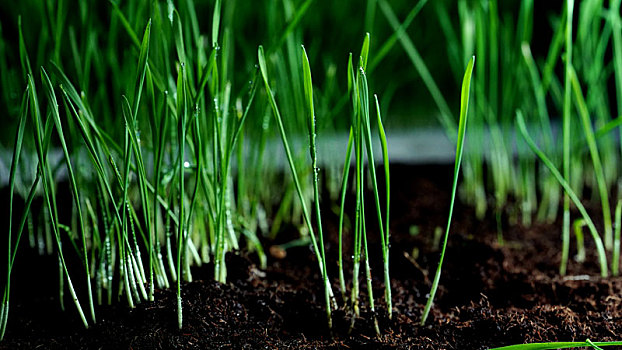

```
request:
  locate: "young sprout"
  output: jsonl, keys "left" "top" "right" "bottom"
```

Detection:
{"left": 421, "top": 56, "right": 475, "bottom": 325}
{"left": 572, "top": 219, "right": 586, "bottom": 264}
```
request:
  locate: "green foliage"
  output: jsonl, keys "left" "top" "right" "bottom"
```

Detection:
{"left": 3, "top": 0, "right": 622, "bottom": 346}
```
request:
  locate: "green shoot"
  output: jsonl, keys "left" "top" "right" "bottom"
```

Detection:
{"left": 421, "top": 56, "right": 475, "bottom": 325}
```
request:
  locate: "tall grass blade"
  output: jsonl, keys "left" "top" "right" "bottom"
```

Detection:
{"left": 301, "top": 44, "right": 332, "bottom": 326}
{"left": 175, "top": 62, "right": 187, "bottom": 330}
{"left": 374, "top": 94, "right": 391, "bottom": 319}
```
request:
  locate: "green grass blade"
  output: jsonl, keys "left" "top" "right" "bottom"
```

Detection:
{"left": 211, "top": 0, "right": 222, "bottom": 48}
{"left": 42, "top": 67, "right": 97, "bottom": 324}
{"left": 561, "top": 0, "right": 575, "bottom": 275}
{"left": 1, "top": 86, "right": 30, "bottom": 341}
{"left": 489, "top": 340, "right": 622, "bottom": 350}
{"left": 175, "top": 61, "right": 187, "bottom": 330}
{"left": 569, "top": 66, "right": 612, "bottom": 251}
{"left": 301, "top": 44, "right": 332, "bottom": 326}
{"left": 17, "top": 16, "right": 33, "bottom": 78}
{"left": 28, "top": 73, "right": 89, "bottom": 329}
{"left": 1, "top": 173, "right": 41, "bottom": 341}
{"left": 517, "top": 112, "right": 608, "bottom": 277}
{"left": 374, "top": 93, "right": 392, "bottom": 319}
{"left": 337, "top": 128, "right": 354, "bottom": 299}
{"left": 131, "top": 19, "right": 151, "bottom": 118}
{"left": 360, "top": 33, "right": 370, "bottom": 71}
{"left": 421, "top": 56, "right": 474, "bottom": 325}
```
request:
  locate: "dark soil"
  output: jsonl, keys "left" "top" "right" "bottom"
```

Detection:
{"left": 2, "top": 164, "right": 622, "bottom": 349}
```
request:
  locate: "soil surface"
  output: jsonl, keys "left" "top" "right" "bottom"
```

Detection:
{"left": 2, "top": 164, "right": 622, "bottom": 349}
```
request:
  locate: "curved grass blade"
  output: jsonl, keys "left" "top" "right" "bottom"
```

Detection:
{"left": 489, "top": 340, "right": 622, "bottom": 350}
{"left": 28, "top": 73, "right": 89, "bottom": 329}
{"left": 569, "top": 66, "right": 612, "bottom": 251}
{"left": 421, "top": 56, "right": 474, "bottom": 325}
{"left": 1, "top": 86, "right": 30, "bottom": 341}
{"left": 517, "top": 112, "right": 608, "bottom": 277}
{"left": 17, "top": 16, "right": 33, "bottom": 79}
{"left": 42, "top": 67, "right": 96, "bottom": 324}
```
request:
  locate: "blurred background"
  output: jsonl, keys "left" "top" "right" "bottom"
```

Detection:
{"left": 0, "top": 0, "right": 565, "bottom": 135}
